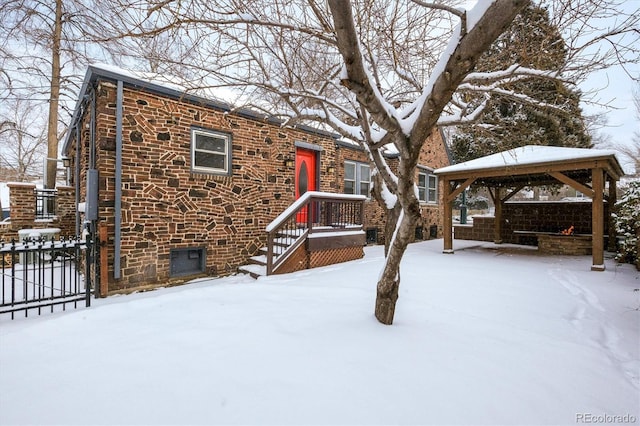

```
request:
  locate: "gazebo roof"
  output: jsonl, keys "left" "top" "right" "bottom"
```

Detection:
{"left": 435, "top": 145, "right": 625, "bottom": 187}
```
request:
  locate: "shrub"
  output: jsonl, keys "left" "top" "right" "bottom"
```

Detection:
{"left": 613, "top": 181, "right": 640, "bottom": 268}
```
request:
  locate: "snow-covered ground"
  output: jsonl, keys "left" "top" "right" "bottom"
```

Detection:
{"left": 1, "top": 239, "right": 638, "bottom": 425}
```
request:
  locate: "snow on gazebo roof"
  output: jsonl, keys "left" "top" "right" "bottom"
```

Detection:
{"left": 435, "top": 145, "right": 622, "bottom": 175}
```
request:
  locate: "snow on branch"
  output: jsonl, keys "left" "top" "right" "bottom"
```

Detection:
{"left": 295, "top": 107, "right": 363, "bottom": 141}
{"left": 328, "top": 0, "right": 408, "bottom": 139}
{"left": 456, "top": 84, "right": 570, "bottom": 113}
{"left": 437, "top": 96, "right": 489, "bottom": 126}
{"left": 463, "top": 64, "right": 561, "bottom": 84}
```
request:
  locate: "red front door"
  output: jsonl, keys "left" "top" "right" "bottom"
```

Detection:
{"left": 295, "top": 148, "right": 317, "bottom": 223}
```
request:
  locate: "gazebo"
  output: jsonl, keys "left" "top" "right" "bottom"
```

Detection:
{"left": 434, "top": 145, "right": 625, "bottom": 271}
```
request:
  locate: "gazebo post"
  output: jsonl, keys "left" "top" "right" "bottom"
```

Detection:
{"left": 607, "top": 177, "right": 617, "bottom": 252}
{"left": 591, "top": 168, "right": 605, "bottom": 271}
{"left": 490, "top": 187, "right": 503, "bottom": 244}
{"left": 443, "top": 178, "right": 454, "bottom": 253}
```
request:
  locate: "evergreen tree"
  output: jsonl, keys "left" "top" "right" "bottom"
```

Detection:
{"left": 614, "top": 181, "right": 640, "bottom": 269}
{"left": 451, "top": 5, "right": 592, "bottom": 163}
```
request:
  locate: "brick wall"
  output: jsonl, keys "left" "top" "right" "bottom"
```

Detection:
{"left": 5, "top": 183, "right": 36, "bottom": 233}
{"left": 454, "top": 216, "right": 494, "bottom": 241}
{"left": 56, "top": 186, "right": 76, "bottom": 236}
{"left": 454, "top": 201, "right": 607, "bottom": 244}
{"left": 69, "top": 78, "right": 450, "bottom": 292}
{"left": 72, "top": 80, "right": 345, "bottom": 290}
{"left": 501, "top": 201, "right": 604, "bottom": 243}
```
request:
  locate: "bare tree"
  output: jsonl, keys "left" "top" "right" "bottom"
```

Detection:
{"left": 0, "top": 0, "right": 123, "bottom": 188}
{"left": 0, "top": 99, "right": 47, "bottom": 182}
{"left": 78, "top": 0, "right": 639, "bottom": 324}
{"left": 613, "top": 84, "right": 640, "bottom": 177}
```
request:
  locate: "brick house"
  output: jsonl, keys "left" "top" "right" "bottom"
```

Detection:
{"left": 62, "top": 64, "right": 450, "bottom": 293}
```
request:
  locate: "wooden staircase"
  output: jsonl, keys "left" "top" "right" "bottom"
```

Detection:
{"left": 238, "top": 192, "right": 366, "bottom": 279}
{"left": 238, "top": 231, "right": 301, "bottom": 278}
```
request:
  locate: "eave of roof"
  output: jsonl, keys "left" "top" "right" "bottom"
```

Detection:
{"left": 63, "top": 64, "right": 341, "bottom": 154}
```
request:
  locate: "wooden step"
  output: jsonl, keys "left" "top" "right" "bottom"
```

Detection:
{"left": 238, "top": 263, "right": 266, "bottom": 279}
{"left": 249, "top": 254, "right": 267, "bottom": 266}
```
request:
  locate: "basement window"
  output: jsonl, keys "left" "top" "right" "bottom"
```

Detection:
{"left": 170, "top": 247, "right": 206, "bottom": 277}
{"left": 191, "top": 128, "right": 232, "bottom": 175}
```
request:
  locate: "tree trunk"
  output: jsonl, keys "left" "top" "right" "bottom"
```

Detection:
{"left": 374, "top": 206, "right": 418, "bottom": 324}
{"left": 382, "top": 205, "right": 401, "bottom": 256}
{"left": 370, "top": 171, "right": 402, "bottom": 256}
{"left": 45, "top": 0, "right": 62, "bottom": 189}
{"left": 374, "top": 156, "right": 421, "bottom": 324}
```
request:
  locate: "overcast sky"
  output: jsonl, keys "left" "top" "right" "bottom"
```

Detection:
{"left": 581, "top": 61, "right": 639, "bottom": 147}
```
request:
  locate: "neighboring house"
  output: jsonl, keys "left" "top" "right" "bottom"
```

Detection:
{"left": 61, "top": 64, "right": 450, "bottom": 293}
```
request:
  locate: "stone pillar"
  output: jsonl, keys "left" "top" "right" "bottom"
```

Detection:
{"left": 7, "top": 183, "right": 36, "bottom": 232}
{"left": 56, "top": 185, "right": 76, "bottom": 237}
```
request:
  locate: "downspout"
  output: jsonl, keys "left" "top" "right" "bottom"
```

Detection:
{"left": 74, "top": 118, "right": 81, "bottom": 235}
{"left": 114, "top": 80, "right": 123, "bottom": 279}
{"left": 90, "top": 86, "right": 96, "bottom": 170}
{"left": 73, "top": 91, "right": 92, "bottom": 236}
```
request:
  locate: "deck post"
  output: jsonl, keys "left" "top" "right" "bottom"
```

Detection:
{"left": 591, "top": 168, "right": 605, "bottom": 271}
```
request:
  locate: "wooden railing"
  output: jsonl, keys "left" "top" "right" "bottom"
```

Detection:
{"left": 265, "top": 192, "right": 366, "bottom": 275}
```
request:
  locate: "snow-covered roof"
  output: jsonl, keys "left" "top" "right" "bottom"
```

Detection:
{"left": 90, "top": 63, "right": 239, "bottom": 106}
{"left": 435, "top": 145, "right": 622, "bottom": 175}
{"left": 62, "top": 63, "right": 341, "bottom": 155}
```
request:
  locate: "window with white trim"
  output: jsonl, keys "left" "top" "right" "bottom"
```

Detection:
{"left": 418, "top": 169, "right": 438, "bottom": 203}
{"left": 344, "top": 161, "right": 370, "bottom": 196}
{"left": 191, "top": 128, "right": 231, "bottom": 175}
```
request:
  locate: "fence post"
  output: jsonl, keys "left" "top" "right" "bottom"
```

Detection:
{"left": 85, "top": 233, "right": 92, "bottom": 307}
{"left": 10, "top": 240, "right": 16, "bottom": 319}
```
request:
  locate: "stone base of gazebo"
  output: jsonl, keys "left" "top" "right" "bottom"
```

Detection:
{"left": 537, "top": 234, "right": 592, "bottom": 256}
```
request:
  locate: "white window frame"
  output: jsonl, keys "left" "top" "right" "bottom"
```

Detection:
{"left": 191, "top": 128, "right": 232, "bottom": 175}
{"left": 418, "top": 168, "right": 438, "bottom": 204}
{"left": 344, "top": 160, "right": 371, "bottom": 197}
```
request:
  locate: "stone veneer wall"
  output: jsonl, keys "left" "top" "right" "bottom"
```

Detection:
{"left": 538, "top": 235, "right": 592, "bottom": 255}
{"left": 454, "top": 201, "right": 608, "bottom": 244}
{"left": 90, "top": 81, "right": 339, "bottom": 290}
{"left": 68, "top": 78, "right": 451, "bottom": 292}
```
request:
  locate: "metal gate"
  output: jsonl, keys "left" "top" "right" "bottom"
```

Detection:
{"left": 0, "top": 235, "right": 95, "bottom": 319}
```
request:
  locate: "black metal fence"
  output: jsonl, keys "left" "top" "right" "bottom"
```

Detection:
{"left": 0, "top": 236, "right": 90, "bottom": 319}
{"left": 35, "top": 188, "right": 57, "bottom": 219}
